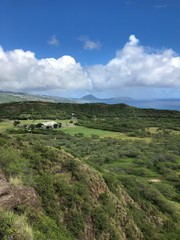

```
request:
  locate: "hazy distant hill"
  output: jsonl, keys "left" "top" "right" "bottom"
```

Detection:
{"left": 0, "top": 91, "right": 74, "bottom": 104}
{"left": 79, "top": 94, "right": 132, "bottom": 104}
{"left": 0, "top": 92, "right": 179, "bottom": 110}
{"left": 79, "top": 95, "right": 180, "bottom": 111}
{"left": 80, "top": 94, "right": 99, "bottom": 101}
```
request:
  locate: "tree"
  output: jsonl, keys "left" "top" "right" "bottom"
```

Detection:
{"left": 13, "top": 120, "right": 20, "bottom": 127}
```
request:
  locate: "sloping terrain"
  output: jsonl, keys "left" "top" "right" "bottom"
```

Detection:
{"left": 0, "top": 92, "right": 74, "bottom": 104}
{"left": 0, "top": 101, "right": 179, "bottom": 132}
{"left": 0, "top": 102, "right": 179, "bottom": 240}
{"left": 0, "top": 133, "right": 144, "bottom": 240}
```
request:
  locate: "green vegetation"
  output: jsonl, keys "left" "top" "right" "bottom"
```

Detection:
{"left": 0, "top": 93, "right": 24, "bottom": 103}
{"left": 60, "top": 125, "right": 150, "bottom": 141}
{"left": 0, "top": 101, "right": 179, "bottom": 240}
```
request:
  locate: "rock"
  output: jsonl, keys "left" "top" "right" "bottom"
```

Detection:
{"left": 0, "top": 172, "right": 41, "bottom": 211}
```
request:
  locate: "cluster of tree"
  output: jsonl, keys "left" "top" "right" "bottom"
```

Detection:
{"left": 13, "top": 121, "right": 62, "bottom": 131}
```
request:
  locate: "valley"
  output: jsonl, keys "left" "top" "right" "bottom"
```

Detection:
{"left": 0, "top": 102, "right": 179, "bottom": 240}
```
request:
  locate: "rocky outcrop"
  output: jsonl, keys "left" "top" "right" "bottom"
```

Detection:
{"left": 0, "top": 172, "right": 41, "bottom": 211}
{"left": 84, "top": 217, "right": 95, "bottom": 240}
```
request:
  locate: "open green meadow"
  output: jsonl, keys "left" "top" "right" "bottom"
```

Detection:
{"left": 60, "top": 125, "right": 152, "bottom": 141}
{"left": 0, "top": 119, "right": 151, "bottom": 141}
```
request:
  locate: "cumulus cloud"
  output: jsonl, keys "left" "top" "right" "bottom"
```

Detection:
{"left": 128, "top": 35, "right": 139, "bottom": 45}
{"left": 87, "top": 35, "right": 180, "bottom": 90}
{"left": 0, "top": 46, "right": 91, "bottom": 91}
{"left": 47, "top": 34, "right": 59, "bottom": 46}
{"left": 0, "top": 35, "right": 180, "bottom": 93}
{"left": 78, "top": 36, "right": 101, "bottom": 50}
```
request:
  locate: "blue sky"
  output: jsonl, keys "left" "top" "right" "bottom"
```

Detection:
{"left": 0, "top": 0, "right": 180, "bottom": 98}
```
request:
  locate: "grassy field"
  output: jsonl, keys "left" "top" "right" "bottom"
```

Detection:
{"left": 0, "top": 119, "right": 155, "bottom": 142}
{"left": 60, "top": 125, "right": 152, "bottom": 141}
{"left": 2, "top": 118, "right": 178, "bottom": 142}
{"left": 0, "top": 120, "right": 14, "bottom": 132}
{"left": 60, "top": 125, "right": 120, "bottom": 137}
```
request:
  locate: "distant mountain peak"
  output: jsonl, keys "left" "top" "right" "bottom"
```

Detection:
{"left": 81, "top": 94, "right": 99, "bottom": 100}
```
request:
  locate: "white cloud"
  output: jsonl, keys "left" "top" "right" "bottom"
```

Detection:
{"left": 47, "top": 34, "right": 59, "bottom": 46}
{"left": 0, "top": 35, "right": 180, "bottom": 94}
{"left": 128, "top": 35, "right": 139, "bottom": 45}
{"left": 87, "top": 35, "right": 180, "bottom": 90}
{"left": 78, "top": 36, "right": 101, "bottom": 50}
{"left": 0, "top": 46, "right": 91, "bottom": 91}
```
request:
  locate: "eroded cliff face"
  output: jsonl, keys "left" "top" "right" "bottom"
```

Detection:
{"left": 0, "top": 171, "right": 41, "bottom": 211}
{"left": 0, "top": 153, "right": 144, "bottom": 240}
{"left": 51, "top": 153, "right": 144, "bottom": 240}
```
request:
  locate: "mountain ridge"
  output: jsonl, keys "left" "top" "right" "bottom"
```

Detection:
{"left": 0, "top": 91, "right": 180, "bottom": 110}
{"left": 79, "top": 94, "right": 132, "bottom": 103}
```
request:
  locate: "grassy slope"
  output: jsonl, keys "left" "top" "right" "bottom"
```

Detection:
{"left": 0, "top": 102, "right": 180, "bottom": 240}
{"left": 0, "top": 132, "right": 145, "bottom": 240}
{"left": 0, "top": 101, "right": 179, "bottom": 118}
{"left": 0, "top": 94, "right": 24, "bottom": 103}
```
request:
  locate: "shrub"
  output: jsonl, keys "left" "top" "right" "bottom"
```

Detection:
{"left": 65, "top": 210, "right": 85, "bottom": 238}
{"left": 92, "top": 206, "right": 109, "bottom": 237}
{"left": 0, "top": 211, "right": 33, "bottom": 240}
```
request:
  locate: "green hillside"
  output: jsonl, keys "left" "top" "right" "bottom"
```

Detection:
{"left": 0, "top": 93, "right": 25, "bottom": 103}
{"left": 0, "top": 101, "right": 179, "bottom": 131}
{"left": 0, "top": 102, "right": 179, "bottom": 240}
{"left": 0, "top": 92, "right": 74, "bottom": 104}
